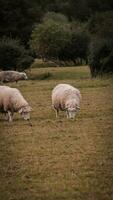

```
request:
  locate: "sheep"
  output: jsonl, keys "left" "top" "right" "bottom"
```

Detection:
{"left": 52, "top": 83, "right": 81, "bottom": 119}
{"left": 0, "top": 86, "right": 32, "bottom": 122}
{"left": 0, "top": 70, "right": 28, "bottom": 84}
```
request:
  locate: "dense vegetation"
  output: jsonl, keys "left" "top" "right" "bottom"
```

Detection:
{"left": 0, "top": 37, "right": 33, "bottom": 71}
{"left": 0, "top": 0, "right": 113, "bottom": 76}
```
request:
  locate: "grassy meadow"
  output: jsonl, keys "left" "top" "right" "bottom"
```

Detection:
{"left": 0, "top": 66, "right": 113, "bottom": 200}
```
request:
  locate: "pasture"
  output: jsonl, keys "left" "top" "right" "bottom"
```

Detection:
{"left": 0, "top": 66, "right": 113, "bottom": 200}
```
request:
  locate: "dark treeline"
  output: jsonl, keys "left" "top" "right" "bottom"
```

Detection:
{"left": 0, "top": 0, "right": 113, "bottom": 76}
{"left": 1, "top": 0, "right": 113, "bottom": 42}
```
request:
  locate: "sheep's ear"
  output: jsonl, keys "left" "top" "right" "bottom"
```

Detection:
{"left": 18, "top": 108, "right": 23, "bottom": 114}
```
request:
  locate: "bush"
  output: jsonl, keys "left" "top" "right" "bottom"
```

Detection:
{"left": 17, "top": 53, "right": 34, "bottom": 71}
{"left": 30, "top": 15, "right": 91, "bottom": 66}
{"left": 88, "top": 11, "right": 113, "bottom": 40}
{"left": 89, "top": 38, "right": 113, "bottom": 77}
{"left": 42, "top": 12, "right": 69, "bottom": 23}
{"left": 0, "top": 37, "right": 34, "bottom": 71}
{"left": 30, "top": 19, "right": 71, "bottom": 61}
{"left": 59, "top": 29, "right": 90, "bottom": 64}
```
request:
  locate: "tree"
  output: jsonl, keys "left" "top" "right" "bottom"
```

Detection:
{"left": 59, "top": 24, "right": 90, "bottom": 64}
{"left": 88, "top": 11, "right": 113, "bottom": 39}
{"left": 89, "top": 38, "right": 113, "bottom": 77}
{"left": 0, "top": 37, "right": 34, "bottom": 71}
{"left": 87, "top": 0, "right": 113, "bottom": 14}
{"left": 42, "top": 11, "right": 69, "bottom": 23}
{"left": 0, "top": 0, "right": 42, "bottom": 44}
{"left": 88, "top": 11, "right": 113, "bottom": 76}
{"left": 30, "top": 18, "right": 71, "bottom": 61}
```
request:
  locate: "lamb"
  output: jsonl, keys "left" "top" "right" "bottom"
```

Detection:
{"left": 52, "top": 83, "right": 81, "bottom": 119}
{"left": 0, "top": 86, "right": 32, "bottom": 122}
{"left": 0, "top": 70, "right": 28, "bottom": 84}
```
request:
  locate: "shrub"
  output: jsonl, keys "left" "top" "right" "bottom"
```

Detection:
{"left": 89, "top": 38, "right": 113, "bottom": 77}
{"left": 42, "top": 12, "right": 69, "bottom": 23}
{"left": 59, "top": 29, "right": 90, "bottom": 64}
{"left": 0, "top": 37, "right": 34, "bottom": 71}
{"left": 30, "top": 19, "right": 71, "bottom": 61}
{"left": 88, "top": 11, "right": 113, "bottom": 40}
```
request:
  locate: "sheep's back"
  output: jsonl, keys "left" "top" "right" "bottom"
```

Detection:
{"left": 0, "top": 86, "right": 12, "bottom": 110}
{"left": 52, "top": 84, "right": 81, "bottom": 110}
{"left": 4, "top": 71, "right": 20, "bottom": 82}
{"left": 0, "top": 86, "right": 28, "bottom": 112}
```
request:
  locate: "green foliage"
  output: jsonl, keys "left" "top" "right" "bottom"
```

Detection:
{"left": 31, "top": 59, "right": 58, "bottom": 68}
{"left": 17, "top": 55, "right": 34, "bottom": 71}
{"left": 88, "top": 11, "right": 113, "bottom": 76}
{"left": 59, "top": 29, "right": 90, "bottom": 64}
{"left": 0, "top": 0, "right": 113, "bottom": 45}
{"left": 88, "top": 11, "right": 113, "bottom": 39}
{"left": 0, "top": 37, "right": 34, "bottom": 71}
{"left": 0, "top": 0, "right": 42, "bottom": 44}
{"left": 67, "top": 0, "right": 91, "bottom": 21}
{"left": 30, "top": 19, "right": 71, "bottom": 60}
{"left": 87, "top": 0, "right": 113, "bottom": 14}
{"left": 42, "top": 12, "right": 69, "bottom": 23}
{"left": 1, "top": 0, "right": 113, "bottom": 75}
{"left": 30, "top": 14, "right": 90, "bottom": 64}
{"left": 89, "top": 38, "right": 113, "bottom": 77}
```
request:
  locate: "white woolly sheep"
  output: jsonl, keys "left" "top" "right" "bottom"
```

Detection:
{"left": 0, "top": 86, "right": 32, "bottom": 122}
{"left": 0, "top": 70, "right": 28, "bottom": 84}
{"left": 52, "top": 83, "right": 81, "bottom": 119}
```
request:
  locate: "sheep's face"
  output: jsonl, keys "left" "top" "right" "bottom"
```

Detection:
{"left": 67, "top": 107, "right": 76, "bottom": 119}
{"left": 21, "top": 112, "right": 30, "bottom": 120}
{"left": 19, "top": 106, "right": 32, "bottom": 120}
{"left": 24, "top": 73, "right": 28, "bottom": 80}
{"left": 21, "top": 73, "right": 28, "bottom": 80}
{"left": 65, "top": 100, "right": 80, "bottom": 119}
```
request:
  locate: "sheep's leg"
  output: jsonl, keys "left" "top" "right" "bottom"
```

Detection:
{"left": 55, "top": 109, "right": 59, "bottom": 118}
{"left": 52, "top": 105, "right": 59, "bottom": 118}
{"left": 66, "top": 110, "right": 69, "bottom": 119}
{"left": 53, "top": 107, "right": 59, "bottom": 118}
{"left": 4, "top": 113, "right": 9, "bottom": 121}
{"left": 11, "top": 112, "right": 14, "bottom": 120}
{"left": 7, "top": 111, "right": 13, "bottom": 122}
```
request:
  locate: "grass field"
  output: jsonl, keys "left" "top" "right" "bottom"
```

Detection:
{"left": 0, "top": 66, "right": 113, "bottom": 200}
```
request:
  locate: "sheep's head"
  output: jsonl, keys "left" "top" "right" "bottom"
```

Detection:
{"left": 65, "top": 99, "right": 80, "bottom": 119}
{"left": 20, "top": 72, "right": 28, "bottom": 80}
{"left": 19, "top": 105, "right": 32, "bottom": 120}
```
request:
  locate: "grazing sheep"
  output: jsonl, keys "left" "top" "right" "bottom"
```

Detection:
{"left": 52, "top": 83, "right": 81, "bottom": 119}
{"left": 0, "top": 86, "right": 32, "bottom": 122}
{"left": 0, "top": 70, "right": 28, "bottom": 84}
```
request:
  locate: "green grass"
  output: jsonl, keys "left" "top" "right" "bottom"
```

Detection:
{"left": 0, "top": 66, "right": 113, "bottom": 200}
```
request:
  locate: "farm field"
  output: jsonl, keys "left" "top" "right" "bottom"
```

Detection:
{"left": 0, "top": 66, "right": 113, "bottom": 200}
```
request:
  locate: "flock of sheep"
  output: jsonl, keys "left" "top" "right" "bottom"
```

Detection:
{"left": 0, "top": 70, "right": 81, "bottom": 123}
